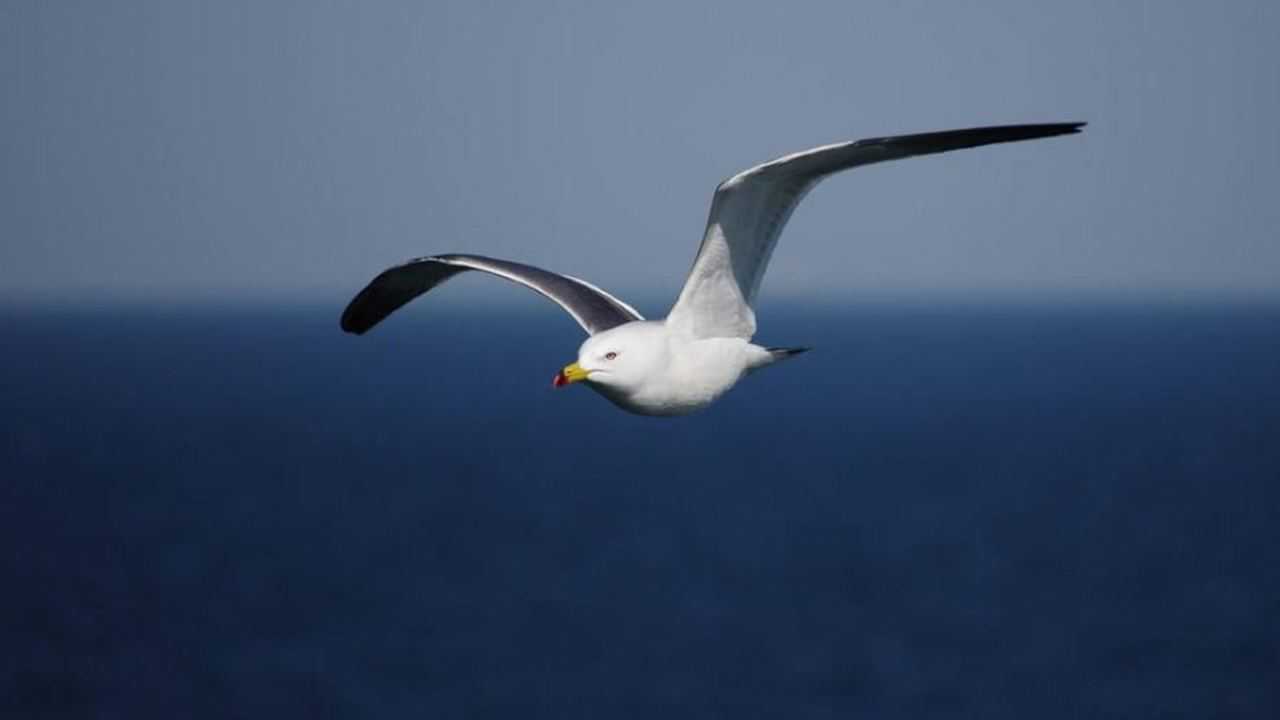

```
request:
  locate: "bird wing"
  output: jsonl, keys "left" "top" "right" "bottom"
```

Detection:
{"left": 665, "top": 123, "right": 1086, "bottom": 339}
{"left": 340, "top": 254, "right": 643, "bottom": 336}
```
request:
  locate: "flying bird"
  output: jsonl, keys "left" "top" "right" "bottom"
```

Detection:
{"left": 341, "top": 123, "right": 1085, "bottom": 416}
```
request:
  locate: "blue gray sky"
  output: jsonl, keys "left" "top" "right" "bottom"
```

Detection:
{"left": 3, "top": 1, "right": 1277, "bottom": 306}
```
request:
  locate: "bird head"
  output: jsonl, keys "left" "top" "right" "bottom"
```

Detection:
{"left": 553, "top": 322, "right": 664, "bottom": 395}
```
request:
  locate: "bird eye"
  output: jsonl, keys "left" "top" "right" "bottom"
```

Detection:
{"left": 604, "top": 351, "right": 618, "bottom": 361}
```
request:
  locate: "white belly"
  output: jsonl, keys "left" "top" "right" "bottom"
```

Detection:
{"left": 598, "top": 337, "right": 751, "bottom": 416}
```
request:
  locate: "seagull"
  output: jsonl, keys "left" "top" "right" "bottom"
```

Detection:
{"left": 341, "top": 123, "right": 1084, "bottom": 416}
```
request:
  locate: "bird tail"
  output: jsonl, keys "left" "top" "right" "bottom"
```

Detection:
{"left": 746, "top": 346, "right": 810, "bottom": 374}
{"left": 767, "top": 346, "right": 811, "bottom": 360}
{"left": 746, "top": 345, "right": 810, "bottom": 374}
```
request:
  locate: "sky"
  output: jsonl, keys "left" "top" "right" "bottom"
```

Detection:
{"left": 2, "top": 0, "right": 1277, "bottom": 308}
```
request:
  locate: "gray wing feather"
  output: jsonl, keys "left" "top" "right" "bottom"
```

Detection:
{"left": 340, "top": 254, "right": 643, "bottom": 336}
{"left": 668, "top": 123, "right": 1086, "bottom": 339}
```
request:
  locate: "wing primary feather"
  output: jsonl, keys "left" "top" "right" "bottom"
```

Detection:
{"left": 849, "top": 122, "right": 1085, "bottom": 159}
{"left": 340, "top": 257, "right": 464, "bottom": 335}
{"left": 340, "top": 254, "right": 642, "bottom": 336}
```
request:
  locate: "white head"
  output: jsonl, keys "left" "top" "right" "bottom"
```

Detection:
{"left": 552, "top": 321, "right": 668, "bottom": 400}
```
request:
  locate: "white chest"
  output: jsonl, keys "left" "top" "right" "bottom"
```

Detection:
{"left": 624, "top": 338, "right": 751, "bottom": 416}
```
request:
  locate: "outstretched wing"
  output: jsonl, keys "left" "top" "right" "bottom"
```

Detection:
{"left": 341, "top": 254, "right": 643, "bottom": 336}
{"left": 666, "top": 122, "right": 1086, "bottom": 339}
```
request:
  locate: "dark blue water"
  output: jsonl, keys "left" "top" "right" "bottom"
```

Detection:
{"left": 2, "top": 302, "right": 1278, "bottom": 718}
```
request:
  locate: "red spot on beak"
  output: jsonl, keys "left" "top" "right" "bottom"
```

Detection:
{"left": 552, "top": 372, "right": 568, "bottom": 388}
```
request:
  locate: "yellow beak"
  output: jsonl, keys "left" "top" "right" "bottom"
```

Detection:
{"left": 553, "top": 361, "right": 590, "bottom": 388}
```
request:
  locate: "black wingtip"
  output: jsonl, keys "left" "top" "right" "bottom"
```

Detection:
{"left": 339, "top": 291, "right": 377, "bottom": 335}
{"left": 854, "top": 121, "right": 1088, "bottom": 157}
{"left": 1016, "top": 121, "right": 1087, "bottom": 138}
{"left": 338, "top": 314, "right": 368, "bottom": 335}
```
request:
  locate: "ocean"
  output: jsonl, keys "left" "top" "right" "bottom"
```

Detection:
{"left": 2, "top": 301, "right": 1278, "bottom": 718}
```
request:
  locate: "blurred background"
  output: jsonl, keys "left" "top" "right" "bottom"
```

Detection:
{"left": 2, "top": 1, "right": 1278, "bottom": 717}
